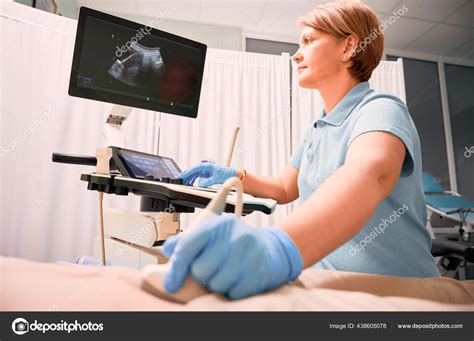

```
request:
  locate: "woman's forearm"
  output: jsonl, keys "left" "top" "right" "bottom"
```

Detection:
{"left": 237, "top": 169, "right": 289, "bottom": 204}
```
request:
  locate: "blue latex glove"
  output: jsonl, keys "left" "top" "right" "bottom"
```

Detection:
{"left": 163, "top": 215, "right": 303, "bottom": 300}
{"left": 178, "top": 161, "right": 237, "bottom": 188}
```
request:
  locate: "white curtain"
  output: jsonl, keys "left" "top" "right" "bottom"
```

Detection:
{"left": 158, "top": 48, "right": 292, "bottom": 230}
{"left": 0, "top": 2, "right": 158, "bottom": 262}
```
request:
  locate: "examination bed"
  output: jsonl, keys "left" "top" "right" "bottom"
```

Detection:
{"left": 2, "top": 256, "right": 474, "bottom": 311}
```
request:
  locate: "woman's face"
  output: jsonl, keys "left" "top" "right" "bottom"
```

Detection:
{"left": 293, "top": 26, "right": 347, "bottom": 89}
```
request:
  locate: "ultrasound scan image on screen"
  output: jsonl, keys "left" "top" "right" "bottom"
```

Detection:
{"left": 107, "top": 41, "right": 165, "bottom": 87}
{"left": 69, "top": 8, "right": 207, "bottom": 118}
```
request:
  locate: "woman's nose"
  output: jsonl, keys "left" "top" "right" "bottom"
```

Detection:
{"left": 292, "top": 50, "right": 303, "bottom": 64}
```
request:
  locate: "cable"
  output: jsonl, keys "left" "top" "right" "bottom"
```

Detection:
{"left": 224, "top": 127, "right": 239, "bottom": 167}
{"left": 98, "top": 192, "right": 106, "bottom": 266}
{"left": 95, "top": 147, "right": 113, "bottom": 266}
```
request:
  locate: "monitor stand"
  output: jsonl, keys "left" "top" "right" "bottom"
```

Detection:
{"left": 103, "top": 104, "right": 132, "bottom": 148}
{"left": 98, "top": 104, "right": 183, "bottom": 268}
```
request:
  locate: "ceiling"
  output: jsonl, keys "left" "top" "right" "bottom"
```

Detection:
{"left": 75, "top": 0, "right": 474, "bottom": 60}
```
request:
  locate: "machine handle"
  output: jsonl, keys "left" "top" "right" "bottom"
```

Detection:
{"left": 52, "top": 152, "right": 97, "bottom": 166}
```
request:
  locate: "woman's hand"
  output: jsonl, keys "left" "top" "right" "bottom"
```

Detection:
{"left": 178, "top": 161, "right": 236, "bottom": 188}
{"left": 163, "top": 215, "right": 303, "bottom": 300}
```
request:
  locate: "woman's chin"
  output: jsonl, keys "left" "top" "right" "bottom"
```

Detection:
{"left": 297, "top": 77, "right": 317, "bottom": 89}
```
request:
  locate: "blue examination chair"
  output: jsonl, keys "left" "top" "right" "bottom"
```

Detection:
{"left": 423, "top": 172, "right": 474, "bottom": 279}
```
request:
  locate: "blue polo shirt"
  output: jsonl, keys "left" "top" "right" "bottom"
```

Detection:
{"left": 291, "top": 81, "right": 440, "bottom": 278}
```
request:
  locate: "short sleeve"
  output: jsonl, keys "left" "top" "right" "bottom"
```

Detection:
{"left": 290, "top": 126, "right": 313, "bottom": 170}
{"left": 349, "top": 97, "right": 416, "bottom": 177}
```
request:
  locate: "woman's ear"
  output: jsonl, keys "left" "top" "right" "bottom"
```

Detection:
{"left": 342, "top": 35, "right": 359, "bottom": 61}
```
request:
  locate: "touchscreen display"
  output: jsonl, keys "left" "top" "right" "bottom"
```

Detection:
{"left": 120, "top": 150, "right": 181, "bottom": 179}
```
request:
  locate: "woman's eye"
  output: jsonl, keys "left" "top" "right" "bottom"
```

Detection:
{"left": 304, "top": 38, "right": 312, "bottom": 44}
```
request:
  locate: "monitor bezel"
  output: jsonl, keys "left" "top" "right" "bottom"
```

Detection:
{"left": 68, "top": 6, "right": 207, "bottom": 119}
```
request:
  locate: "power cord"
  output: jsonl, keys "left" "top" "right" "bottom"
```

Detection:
{"left": 98, "top": 192, "right": 106, "bottom": 266}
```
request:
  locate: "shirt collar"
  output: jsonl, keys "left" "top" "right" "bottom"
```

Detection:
{"left": 315, "top": 81, "right": 372, "bottom": 128}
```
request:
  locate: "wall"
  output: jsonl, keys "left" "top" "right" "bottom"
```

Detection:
{"left": 121, "top": 14, "right": 241, "bottom": 51}
{"left": 14, "top": 0, "right": 79, "bottom": 19}
{"left": 14, "top": 0, "right": 241, "bottom": 51}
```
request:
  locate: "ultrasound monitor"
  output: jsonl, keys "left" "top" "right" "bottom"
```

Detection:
{"left": 68, "top": 7, "right": 207, "bottom": 118}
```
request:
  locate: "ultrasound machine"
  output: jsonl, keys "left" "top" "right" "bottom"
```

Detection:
{"left": 52, "top": 7, "right": 276, "bottom": 269}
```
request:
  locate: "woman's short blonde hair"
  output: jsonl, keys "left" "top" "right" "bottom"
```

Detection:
{"left": 298, "top": 0, "right": 384, "bottom": 81}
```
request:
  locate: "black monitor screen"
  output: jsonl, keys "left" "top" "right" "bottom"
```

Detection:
{"left": 69, "top": 7, "right": 207, "bottom": 118}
